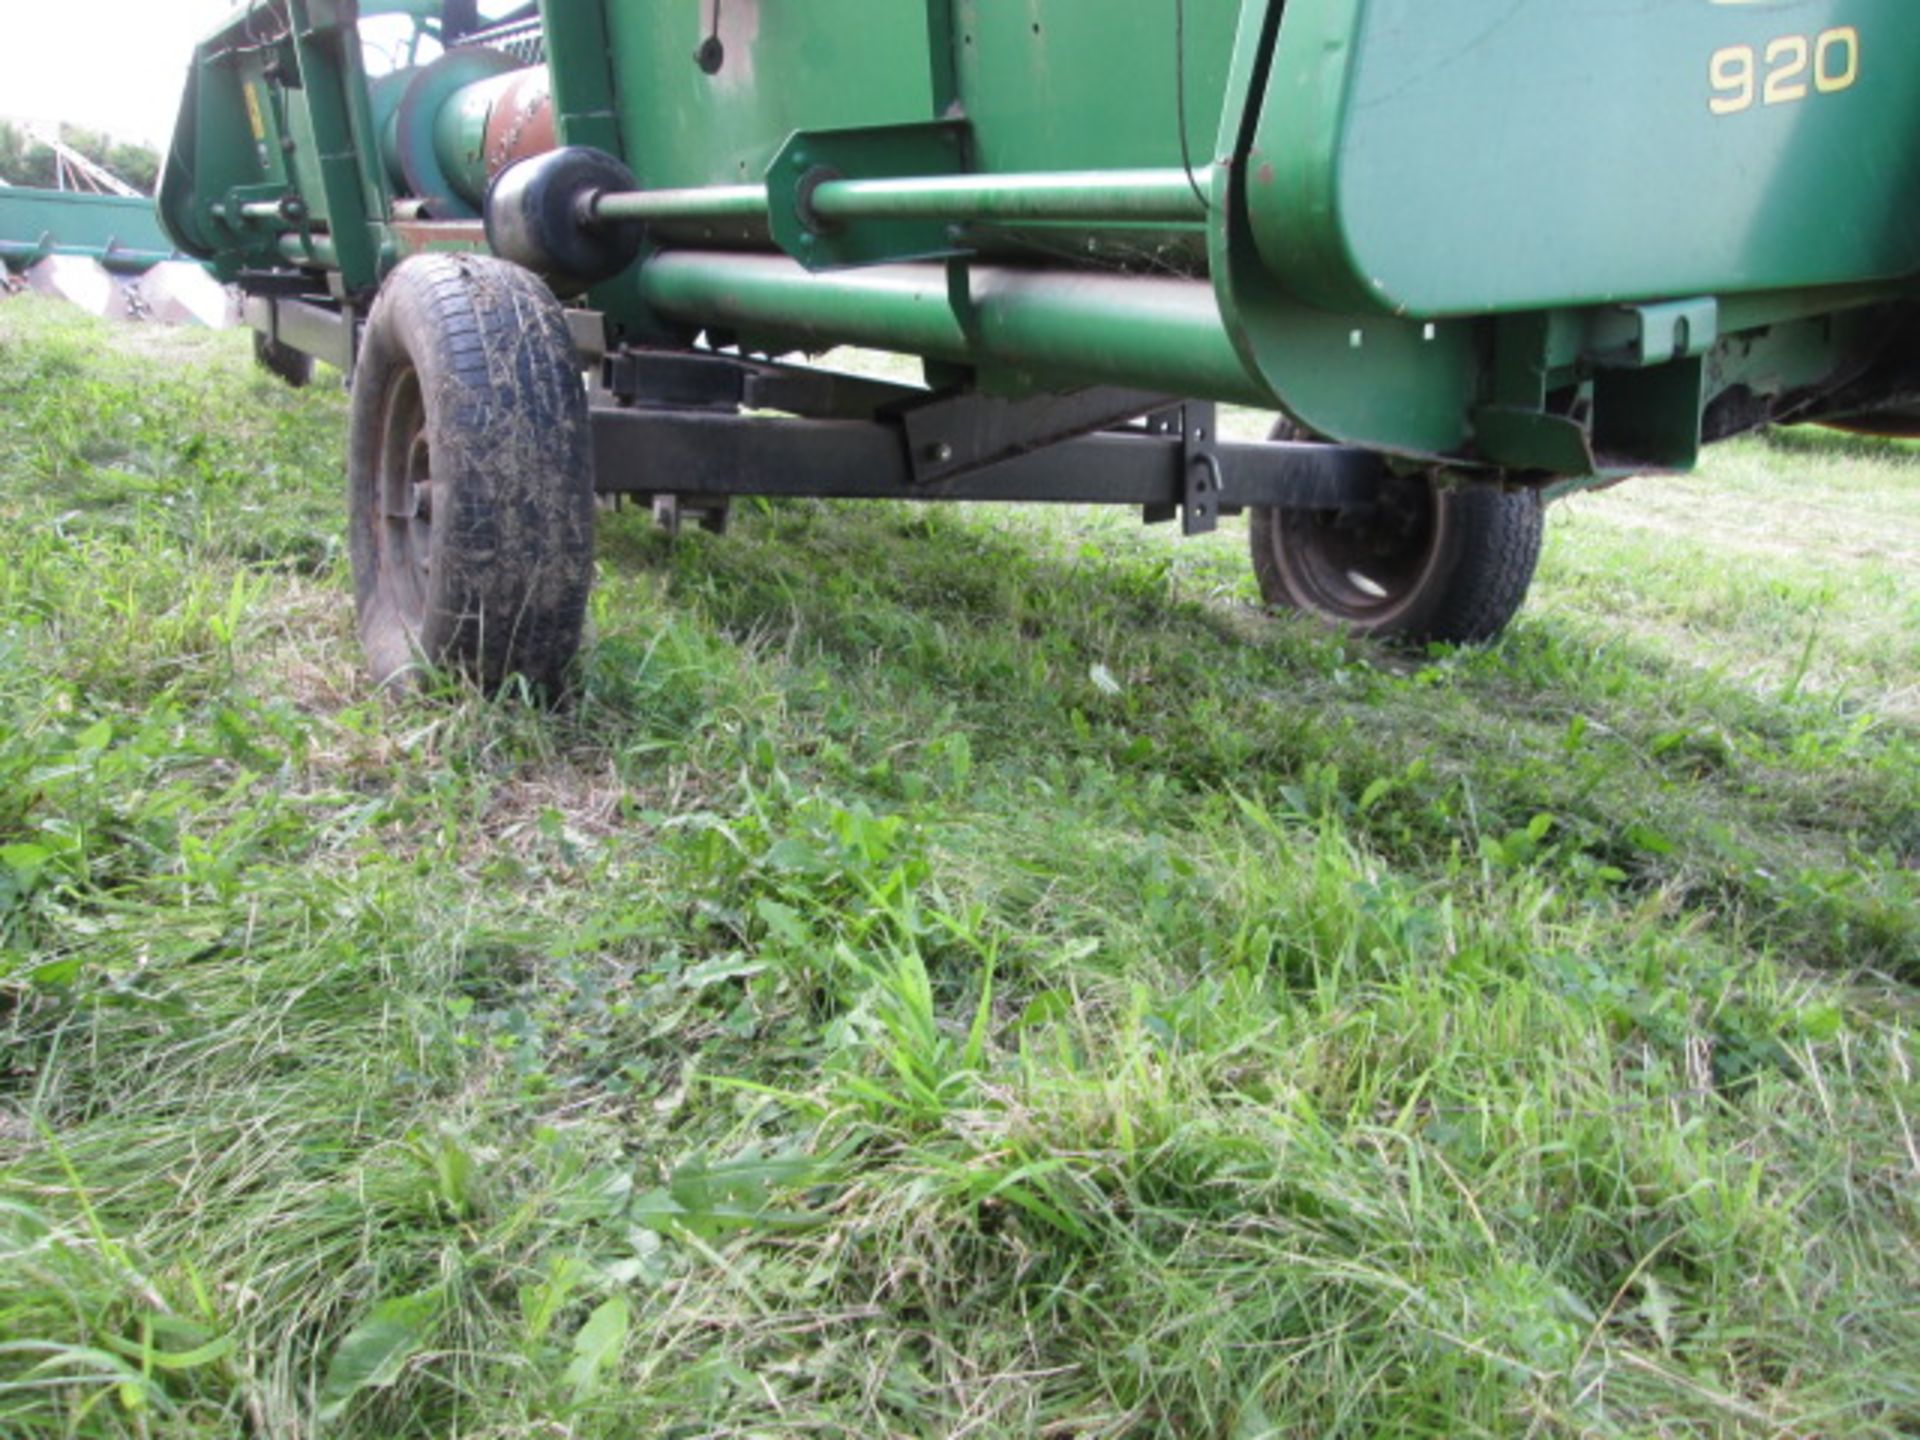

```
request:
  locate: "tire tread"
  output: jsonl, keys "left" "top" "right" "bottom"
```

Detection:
{"left": 1248, "top": 419, "right": 1544, "bottom": 646}
{"left": 347, "top": 255, "right": 594, "bottom": 694}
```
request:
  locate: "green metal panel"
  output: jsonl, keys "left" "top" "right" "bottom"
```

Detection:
{"left": 1250, "top": 0, "right": 1920, "bottom": 318}
{"left": 0, "top": 189, "right": 178, "bottom": 271}
{"left": 159, "top": 40, "right": 270, "bottom": 265}
{"left": 951, "top": 0, "right": 1238, "bottom": 175}
{"left": 541, "top": 0, "right": 622, "bottom": 155}
{"left": 546, "top": 0, "right": 1244, "bottom": 191}
{"left": 602, "top": 1, "right": 939, "bottom": 190}
{"left": 284, "top": 0, "right": 389, "bottom": 293}
{"left": 1205, "top": 0, "right": 1479, "bottom": 457}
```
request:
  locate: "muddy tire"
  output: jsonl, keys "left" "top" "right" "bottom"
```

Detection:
{"left": 1249, "top": 419, "right": 1543, "bottom": 645}
{"left": 347, "top": 254, "right": 594, "bottom": 694}
{"left": 253, "top": 330, "right": 315, "bottom": 389}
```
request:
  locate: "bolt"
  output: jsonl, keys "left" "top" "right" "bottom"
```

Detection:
{"left": 926, "top": 442, "right": 954, "bottom": 465}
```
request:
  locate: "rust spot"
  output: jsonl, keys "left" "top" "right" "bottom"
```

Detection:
{"left": 709, "top": 0, "right": 762, "bottom": 90}
{"left": 1256, "top": 162, "right": 1275, "bottom": 187}
{"left": 392, "top": 220, "right": 489, "bottom": 256}
{"left": 483, "top": 69, "right": 557, "bottom": 180}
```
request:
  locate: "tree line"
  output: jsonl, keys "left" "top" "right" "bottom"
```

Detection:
{"left": 0, "top": 121, "right": 162, "bottom": 197}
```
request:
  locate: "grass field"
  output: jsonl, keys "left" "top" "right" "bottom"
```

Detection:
{"left": 1, "top": 297, "right": 1916, "bottom": 1437}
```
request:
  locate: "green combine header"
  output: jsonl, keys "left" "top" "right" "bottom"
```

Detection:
{"left": 0, "top": 188, "right": 176, "bottom": 276}
{"left": 159, "top": 0, "right": 1920, "bottom": 691}
{"left": 0, "top": 185, "right": 231, "bottom": 326}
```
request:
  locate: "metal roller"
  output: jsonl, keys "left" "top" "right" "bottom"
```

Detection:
{"left": 388, "top": 51, "right": 554, "bottom": 218}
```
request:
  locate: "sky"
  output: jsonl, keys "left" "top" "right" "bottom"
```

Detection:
{"left": 2, "top": 4, "right": 445, "bottom": 152}
{"left": 0, "top": 1, "right": 237, "bottom": 148}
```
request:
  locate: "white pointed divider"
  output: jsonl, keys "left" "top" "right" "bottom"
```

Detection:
{"left": 24, "top": 255, "right": 131, "bottom": 319}
{"left": 133, "top": 262, "right": 241, "bottom": 330}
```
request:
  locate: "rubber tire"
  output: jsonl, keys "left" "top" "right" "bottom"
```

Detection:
{"left": 1248, "top": 419, "right": 1544, "bottom": 645}
{"left": 253, "top": 330, "right": 314, "bottom": 389}
{"left": 347, "top": 254, "right": 595, "bottom": 694}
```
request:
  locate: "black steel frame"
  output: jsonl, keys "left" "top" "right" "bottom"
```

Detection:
{"left": 591, "top": 350, "right": 1393, "bottom": 530}
{"left": 240, "top": 302, "right": 1402, "bottom": 531}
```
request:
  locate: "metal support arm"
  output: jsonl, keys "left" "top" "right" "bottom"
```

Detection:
{"left": 590, "top": 406, "right": 1386, "bottom": 517}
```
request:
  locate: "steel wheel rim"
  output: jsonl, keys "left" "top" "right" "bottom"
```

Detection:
{"left": 1273, "top": 481, "right": 1445, "bottom": 624}
{"left": 374, "top": 365, "right": 434, "bottom": 631}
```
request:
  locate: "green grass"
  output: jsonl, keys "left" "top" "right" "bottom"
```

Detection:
{"left": 0, "top": 296, "right": 1916, "bottom": 1437}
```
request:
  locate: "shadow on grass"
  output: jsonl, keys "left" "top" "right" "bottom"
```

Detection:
{"left": 1763, "top": 424, "right": 1920, "bottom": 463}
{"left": 583, "top": 495, "right": 1919, "bottom": 977}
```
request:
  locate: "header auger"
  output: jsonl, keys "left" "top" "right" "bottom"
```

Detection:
{"left": 160, "top": 0, "right": 1920, "bottom": 691}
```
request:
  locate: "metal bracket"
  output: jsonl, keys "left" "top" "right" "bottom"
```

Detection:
{"left": 600, "top": 346, "right": 921, "bottom": 420}
{"left": 1473, "top": 406, "right": 1597, "bottom": 475}
{"left": 565, "top": 309, "right": 608, "bottom": 366}
{"left": 1591, "top": 355, "right": 1707, "bottom": 473}
{"left": 1157, "top": 401, "right": 1220, "bottom": 534}
{"left": 766, "top": 120, "right": 971, "bottom": 271}
{"left": 602, "top": 349, "right": 751, "bottom": 411}
{"left": 651, "top": 493, "right": 730, "bottom": 537}
{"left": 898, "top": 386, "right": 1172, "bottom": 484}
{"left": 1588, "top": 298, "right": 1720, "bottom": 369}
{"left": 1183, "top": 401, "right": 1222, "bottom": 534}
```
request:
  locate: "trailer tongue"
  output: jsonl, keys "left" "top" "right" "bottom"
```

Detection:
{"left": 159, "top": 1, "right": 1920, "bottom": 691}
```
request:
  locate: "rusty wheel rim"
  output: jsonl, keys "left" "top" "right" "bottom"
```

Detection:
{"left": 374, "top": 365, "right": 434, "bottom": 633}
{"left": 1273, "top": 481, "right": 1445, "bottom": 625}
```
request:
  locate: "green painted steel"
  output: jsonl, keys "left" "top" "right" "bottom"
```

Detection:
{"left": 641, "top": 251, "right": 1270, "bottom": 406}
{"left": 161, "top": 0, "right": 1920, "bottom": 484}
{"left": 805, "top": 172, "right": 1208, "bottom": 226}
{"left": 430, "top": 71, "right": 508, "bottom": 209}
{"left": 949, "top": 0, "right": 1240, "bottom": 176}
{"left": 591, "top": 187, "right": 768, "bottom": 226}
{"left": 0, "top": 188, "right": 179, "bottom": 272}
{"left": 598, "top": 3, "right": 941, "bottom": 192}
{"left": 591, "top": 170, "right": 1206, "bottom": 238}
{"left": 403, "top": 49, "right": 519, "bottom": 216}
{"left": 1250, "top": 0, "right": 1920, "bottom": 319}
